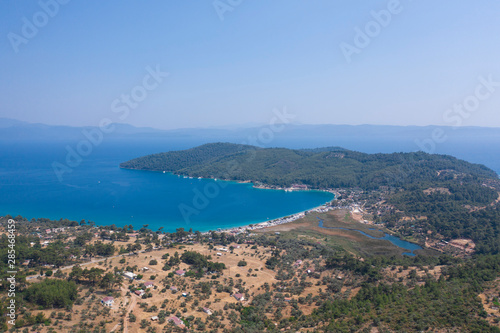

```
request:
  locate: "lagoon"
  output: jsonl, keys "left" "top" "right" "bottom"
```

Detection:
{"left": 317, "top": 218, "right": 422, "bottom": 256}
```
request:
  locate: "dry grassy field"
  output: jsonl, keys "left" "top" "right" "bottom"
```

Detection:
{"left": 10, "top": 209, "right": 498, "bottom": 332}
{"left": 23, "top": 240, "right": 339, "bottom": 332}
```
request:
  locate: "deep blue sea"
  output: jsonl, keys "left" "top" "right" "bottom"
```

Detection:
{"left": 0, "top": 139, "right": 333, "bottom": 232}
{"left": 0, "top": 136, "right": 499, "bottom": 233}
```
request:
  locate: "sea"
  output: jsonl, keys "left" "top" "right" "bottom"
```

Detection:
{"left": 0, "top": 138, "right": 333, "bottom": 232}
{"left": 0, "top": 135, "right": 499, "bottom": 233}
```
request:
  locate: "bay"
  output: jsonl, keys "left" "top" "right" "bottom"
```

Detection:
{"left": 0, "top": 139, "right": 333, "bottom": 232}
{"left": 1, "top": 134, "right": 499, "bottom": 233}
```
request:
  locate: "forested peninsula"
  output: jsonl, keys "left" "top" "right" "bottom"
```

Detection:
{"left": 121, "top": 143, "right": 500, "bottom": 255}
{"left": 120, "top": 142, "right": 498, "bottom": 189}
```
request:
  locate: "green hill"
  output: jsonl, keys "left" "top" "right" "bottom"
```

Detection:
{"left": 120, "top": 142, "right": 497, "bottom": 190}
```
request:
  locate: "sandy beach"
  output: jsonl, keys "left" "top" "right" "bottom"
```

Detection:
{"left": 209, "top": 202, "right": 334, "bottom": 236}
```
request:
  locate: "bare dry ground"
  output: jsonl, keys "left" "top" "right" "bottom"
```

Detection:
{"left": 478, "top": 278, "right": 500, "bottom": 328}
{"left": 107, "top": 243, "right": 277, "bottom": 332}
{"left": 14, "top": 208, "right": 492, "bottom": 332}
{"left": 21, "top": 243, "right": 283, "bottom": 332}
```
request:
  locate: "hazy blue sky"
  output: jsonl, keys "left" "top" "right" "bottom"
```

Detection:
{"left": 1, "top": 1, "right": 500, "bottom": 129}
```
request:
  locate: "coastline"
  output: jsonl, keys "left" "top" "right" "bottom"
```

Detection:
{"left": 208, "top": 201, "right": 335, "bottom": 236}
{"left": 122, "top": 167, "right": 337, "bottom": 194}
{"left": 121, "top": 167, "right": 338, "bottom": 234}
{"left": 4, "top": 168, "right": 335, "bottom": 234}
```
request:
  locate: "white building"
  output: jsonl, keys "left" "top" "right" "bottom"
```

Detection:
{"left": 101, "top": 296, "right": 114, "bottom": 307}
{"left": 122, "top": 271, "right": 137, "bottom": 280}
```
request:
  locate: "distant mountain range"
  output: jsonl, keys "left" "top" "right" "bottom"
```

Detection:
{"left": 0, "top": 118, "right": 162, "bottom": 140}
{"left": 2, "top": 117, "right": 500, "bottom": 144}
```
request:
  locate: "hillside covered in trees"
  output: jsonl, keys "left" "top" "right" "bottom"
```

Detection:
{"left": 120, "top": 143, "right": 498, "bottom": 189}
{"left": 121, "top": 143, "right": 500, "bottom": 255}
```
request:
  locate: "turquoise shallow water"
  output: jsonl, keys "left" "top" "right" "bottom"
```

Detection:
{"left": 0, "top": 140, "right": 333, "bottom": 232}
{"left": 2, "top": 137, "right": 498, "bottom": 234}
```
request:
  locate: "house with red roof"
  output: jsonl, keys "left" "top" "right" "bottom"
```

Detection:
{"left": 168, "top": 316, "right": 185, "bottom": 328}
{"left": 101, "top": 296, "right": 114, "bottom": 307}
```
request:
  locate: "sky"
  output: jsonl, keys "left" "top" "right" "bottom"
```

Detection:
{"left": 1, "top": 1, "right": 500, "bottom": 129}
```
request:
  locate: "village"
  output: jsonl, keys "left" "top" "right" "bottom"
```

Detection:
{"left": 5, "top": 226, "right": 364, "bottom": 332}
{"left": 2, "top": 186, "right": 500, "bottom": 332}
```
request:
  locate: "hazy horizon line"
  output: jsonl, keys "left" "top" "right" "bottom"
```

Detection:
{"left": 3, "top": 116, "right": 500, "bottom": 131}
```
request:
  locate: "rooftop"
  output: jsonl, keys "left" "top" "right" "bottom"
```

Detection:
{"left": 168, "top": 316, "right": 185, "bottom": 327}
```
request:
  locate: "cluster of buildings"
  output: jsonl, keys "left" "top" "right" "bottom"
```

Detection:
{"left": 27, "top": 226, "right": 72, "bottom": 247}
{"left": 285, "top": 184, "right": 308, "bottom": 191}
{"left": 211, "top": 203, "right": 335, "bottom": 236}
{"left": 220, "top": 212, "right": 309, "bottom": 236}
{"left": 44, "top": 227, "right": 66, "bottom": 234}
